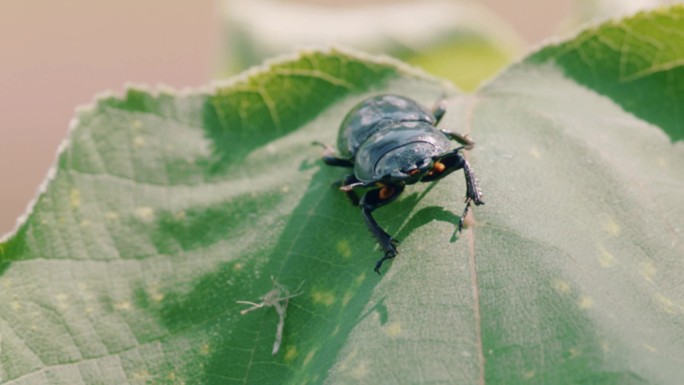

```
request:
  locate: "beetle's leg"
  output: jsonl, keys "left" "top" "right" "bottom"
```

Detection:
{"left": 421, "top": 149, "right": 484, "bottom": 231}
{"left": 432, "top": 100, "right": 447, "bottom": 125}
{"left": 461, "top": 157, "right": 484, "bottom": 207}
{"left": 359, "top": 184, "right": 405, "bottom": 274}
{"left": 441, "top": 130, "right": 475, "bottom": 149}
{"left": 312, "top": 141, "right": 354, "bottom": 168}
{"left": 456, "top": 157, "right": 484, "bottom": 231}
{"left": 322, "top": 156, "right": 354, "bottom": 168}
{"left": 334, "top": 174, "right": 361, "bottom": 206}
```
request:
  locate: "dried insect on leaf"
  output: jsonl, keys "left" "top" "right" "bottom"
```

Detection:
{"left": 237, "top": 277, "right": 303, "bottom": 355}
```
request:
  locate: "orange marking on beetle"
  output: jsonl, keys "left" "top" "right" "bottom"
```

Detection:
{"left": 408, "top": 169, "right": 420, "bottom": 176}
{"left": 379, "top": 186, "right": 395, "bottom": 200}
{"left": 433, "top": 161, "right": 446, "bottom": 173}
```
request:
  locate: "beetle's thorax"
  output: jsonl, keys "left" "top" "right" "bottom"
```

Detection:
{"left": 337, "top": 94, "right": 435, "bottom": 158}
{"left": 353, "top": 121, "right": 451, "bottom": 183}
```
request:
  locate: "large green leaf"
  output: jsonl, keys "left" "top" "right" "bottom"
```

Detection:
{"left": 1, "top": 7, "right": 684, "bottom": 385}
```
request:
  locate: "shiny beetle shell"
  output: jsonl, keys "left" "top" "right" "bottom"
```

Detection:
{"left": 336, "top": 94, "right": 436, "bottom": 158}
{"left": 353, "top": 121, "right": 450, "bottom": 182}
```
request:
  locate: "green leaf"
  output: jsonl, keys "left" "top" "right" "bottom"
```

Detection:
{"left": 2, "top": 7, "right": 684, "bottom": 385}
{"left": 528, "top": 5, "right": 684, "bottom": 141}
{"left": 0, "top": 49, "right": 457, "bottom": 384}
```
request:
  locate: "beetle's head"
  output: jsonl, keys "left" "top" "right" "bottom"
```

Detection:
{"left": 375, "top": 143, "right": 437, "bottom": 184}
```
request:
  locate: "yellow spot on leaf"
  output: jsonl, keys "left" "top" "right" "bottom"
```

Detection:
{"left": 149, "top": 286, "right": 165, "bottom": 302}
{"left": 384, "top": 321, "right": 402, "bottom": 337}
{"left": 105, "top": 211, "right": 119, "bottom": 221}
{"left": 355, "top": 272, "right": 366, "bottom": 285}
{"left": 135, "top": 206, "right": 155, "bottom": 222}
{"left": 336, "top": 240, "right": 352, "bottom": 258}
{"left": 577, "top": 296, "right": 594, "bottom": 309}
{"left": 338, "top": 347, "right": 358, "bottom": 371}
{"left": 640, "top": 260, "right": 657, "bottom": 282}
{"left": 233, "top": 262, "right": 244, "bottom": 271}
{"left": 602, "top": 217, "right": 621, "bottom": 236}
{"left": 655, "top": 293, "right": 677, "bottom": 314}
{"left": 304, "top": 348, "right": 317, "bottom": 366}
{"left": 569, "top": 347, "right": 581, "bottom": 358}
{"left": 133, "top": 136, "right": 146, "bottom": 148}
{"left": 551, "top": 278, "right": 571, "bottom": 294}
{"left": 70, "top": 189, "right": 81, "bottom": 208}
{"left": 342, "top": 290, "right": 353, "bottom": 306}
{"left": 131, "top": 119, "right": 143, "bottom": 129}
{"left": 55, "top": 293, "right": 68, "bottom": 302}
{"left": 523, "top": 370, "right": 536, "bottom": 379}
{"left": 311, "top": 289, "right": 335, "bottom": 306}
{"left": 284, "top": 346, "right": 298, "bottom": 363}
{"left": 200, "top": 343, "right": 210, "bottom": 355}
{"left": 11, "top": 301, "right": 21, "bottom": 311}
{"left": 598, "top": 246, "right": 616, "bottom": 268}
{"left": 281, "top": 185, "right": 290, "bottom": 193}
{"left": 132, "top": 370, "right": 151, "bottom": 381}
{"left": 351, "top": 362, "right": 369, "bottom": 380}
{"left": 528, "top": 147, "right": 541, "bottom": 159}
{"left": 114, "top": 301, "right": 131, "bottom": 311}
{"left": 600, "top": 340, "right": 610, "bottom": 352}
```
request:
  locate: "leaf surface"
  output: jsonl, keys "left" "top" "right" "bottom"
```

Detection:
{"left": 1, "top": 7, "right": 684, "bottom": 385}
{"left": 529, "top": 6, "right": 684, "bottom": 141}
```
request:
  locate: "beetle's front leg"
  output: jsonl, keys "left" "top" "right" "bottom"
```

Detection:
{"left": 312, "top": 141, "right": 354, "bottom": 168}
{"left": 458, "top": 159, "right": 484, "bottom": 230}
{"left": 421, "top": 149, "right": 484, "bottom": 231}
{"left": 441, "top": 130, "right": 475, "bottom": 149}
{"left": 333, "top": 174, "right": 361, "bottom": 206}
{"left": 359, "top": 184, "right": 405, "bottom": 274}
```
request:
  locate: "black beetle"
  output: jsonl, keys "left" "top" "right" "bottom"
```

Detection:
{"left": 317, "top": 94, "right": 484, "bottom": 274}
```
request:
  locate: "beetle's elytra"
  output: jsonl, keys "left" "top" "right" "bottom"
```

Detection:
{"left": 318, "top": 94, "right": 484, "bottom": 274}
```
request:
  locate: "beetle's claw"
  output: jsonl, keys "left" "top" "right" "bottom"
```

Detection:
{"left": 374, "top": 249, "right": 397, "bottom": 275}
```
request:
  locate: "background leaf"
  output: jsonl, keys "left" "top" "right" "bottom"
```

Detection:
{"left": 529, "top": 5, "right": 684, "bottom": 141}
{"left": 219, "top": 0, "right": 523, "bottom": 91}
{"left": 2, "top": 6, "right": 684, "bottom": 385}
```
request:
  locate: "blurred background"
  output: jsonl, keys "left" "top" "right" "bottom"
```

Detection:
{"left": 0, "top": 0, "right": 674, "bottom": 235}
